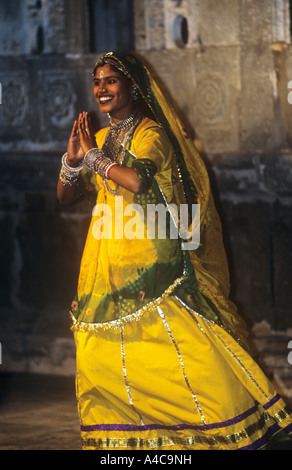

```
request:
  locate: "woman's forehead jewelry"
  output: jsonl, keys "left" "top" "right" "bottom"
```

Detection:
{"left": 99, "top": 70, "right": 104, "bottom": 79}
{"left": 92, "top": 56, "right": 131, "bottom": 80}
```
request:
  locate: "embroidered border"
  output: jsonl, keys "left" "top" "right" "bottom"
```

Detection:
{"left": 81, "top": 410, "right": 292, "bottom": 450}
{"left": 70, "top": 275, "right": 186, "bottom": 333}
{"left": 80, "top": 414, "right": 283, "bottom": 450}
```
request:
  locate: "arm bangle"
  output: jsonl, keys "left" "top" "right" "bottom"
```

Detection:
{"left": 105, "top": 162, "right": 118, "bottom": 179}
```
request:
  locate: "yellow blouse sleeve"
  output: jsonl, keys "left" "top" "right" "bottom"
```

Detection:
{"left": 130, "top": 121, "right": 173, "bottom": 173}
{"left": 129, "top": 119, "right": 174, "bottom": 200}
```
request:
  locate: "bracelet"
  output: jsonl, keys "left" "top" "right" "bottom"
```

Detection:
{"left": 59, "top": 152, "right": 84, "bottom": 186}
{"left": 84, "top": 148, "right": 118, "bottom": 179}
{"left": 84, "top": 148, "right": 120, "bottom": 195}
{"left": 62, "top": 153, "right": 84, "bottom": 171}
{"left": 84, "top": 148, "right": 104, "bottom": 171}
{"left": 105, "top": 162, "right": 118, "bottom": 179}
{"left": 59, "top": 150, "right": 119, "bottom": 191}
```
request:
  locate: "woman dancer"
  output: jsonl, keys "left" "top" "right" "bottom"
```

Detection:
{"left": 57, "top": 51, "right": 292, "bottom": 450}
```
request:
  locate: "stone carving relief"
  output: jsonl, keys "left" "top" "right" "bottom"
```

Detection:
{"left": 0, "top": 74, "right": 29, "bottom": 127}
{"left": 195, "top": 77, "right": 227, "bottom": 122}
{"left": 193, "top": 70, "right": 240, "bottom": 153}
{"left": 38, "top": 72, "right": 76, "bottom": 128}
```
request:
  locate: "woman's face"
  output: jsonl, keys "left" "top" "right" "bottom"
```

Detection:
{"left": 93, "top": 64, "right": 134, "bottom": 122}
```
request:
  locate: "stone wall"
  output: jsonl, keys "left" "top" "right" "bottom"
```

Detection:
{"left": 134, "top": 1, "right": 292, "bottom": 332}
{"left": 0, "top": 0, "right": 291, "bottom": 387}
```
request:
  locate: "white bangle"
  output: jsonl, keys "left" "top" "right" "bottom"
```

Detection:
{"left": 62, "top": 152, "right": 84, "bottom": 171}
{"left": 105, "top": 162, "right": 118, "bottom": 179}
{"left": 84, "top": 148, "right": 104, "bottom": 171}
{"left": 59, "top": 152, "right": 84, "bottom": 186}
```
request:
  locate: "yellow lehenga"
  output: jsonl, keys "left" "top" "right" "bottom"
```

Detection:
{"left": 69, "top": 52, "right": 292, "bottom": 450}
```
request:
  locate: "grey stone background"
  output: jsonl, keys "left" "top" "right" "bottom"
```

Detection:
{"left": 0, "top": 0, "right": 291, "bottom": 400}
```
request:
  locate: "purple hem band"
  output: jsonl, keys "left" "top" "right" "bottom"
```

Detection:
{"left": 238, "top": 423, "right": 280, "bottom": 450}
{"left": 81, "top": 394, "right": 290, "bottom": 438}
{"left": 263, "top": 393, "right": 281, "bottom": 410}
{"left": 81, "top": 398, "right": 275, "bottom": 433}
{"left": 81, "top": 405, "right": 257, "bottom": 432}
{"left": 284, "top": 422, "right": 292, "bottom": 435}
{"left": 239, "top": 421, "right": 292, "bottom": 450}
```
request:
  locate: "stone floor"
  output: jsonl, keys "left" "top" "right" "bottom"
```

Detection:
{"left": 0, "top": 372, "right": 81, "bottom": 450}
{"left": 0, "top": 371, "right": 292, "bottom": 451}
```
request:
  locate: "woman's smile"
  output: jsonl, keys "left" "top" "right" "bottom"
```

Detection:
{"left": 99, "top": 95, "right": 114, "bottom": 104}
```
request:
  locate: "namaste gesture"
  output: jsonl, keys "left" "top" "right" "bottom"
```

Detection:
{"left": 67, "top": 111, "right": 97, "bottom": 167}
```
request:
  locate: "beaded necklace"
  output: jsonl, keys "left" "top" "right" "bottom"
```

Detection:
{"left": 101, "top": 112, "right": 144, "bottom": 195}
{"left": 102, "top": 112, "right": 143, "bottom": 163}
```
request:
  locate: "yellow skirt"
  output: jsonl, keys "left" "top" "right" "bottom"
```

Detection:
{"left": 73, "top": 296, "right": 292, "bottom": 450}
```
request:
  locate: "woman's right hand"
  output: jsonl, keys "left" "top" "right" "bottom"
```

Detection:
{"left": 67, "top": 120, "right": 85, "bottom": 167}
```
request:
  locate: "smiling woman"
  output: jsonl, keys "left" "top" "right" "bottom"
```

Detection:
{"left": 57, "top": 51, "right": 292, "bottom": 451}
{"left": 93, "top": 64, "right": 134, "bottom": 122}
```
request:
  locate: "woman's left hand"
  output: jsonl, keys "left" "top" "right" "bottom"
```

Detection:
{"left": 78, "top": 111, "right": 97, "bottom": 154}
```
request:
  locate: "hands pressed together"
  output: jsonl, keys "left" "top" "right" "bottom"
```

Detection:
{"left": 58, "top": 111, "right": 143, "bottom": 203}
{"left": 67, "top": 111, "right": 97, "bottom": 167}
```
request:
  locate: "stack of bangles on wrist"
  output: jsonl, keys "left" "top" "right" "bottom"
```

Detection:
{"left": 59, "top": 153, "right": 84, "bottom": 186}
{"left": 59, "top": 149, "right": 118, "bottom": 186}
{"left": 84, "top": 148, "right": 118, "bottom": 178}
